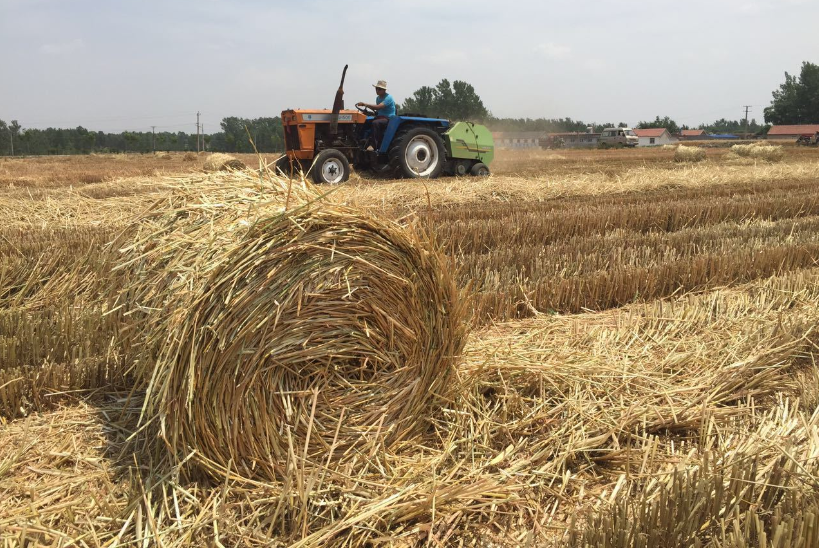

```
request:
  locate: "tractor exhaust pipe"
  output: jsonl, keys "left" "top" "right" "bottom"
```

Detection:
{"left": 329, "top": 64, "right": 348, "bottom": 135}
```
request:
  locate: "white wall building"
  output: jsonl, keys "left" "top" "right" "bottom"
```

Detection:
{"left": 491, "top": 131, "right": 543, "bottom": 149}
{"left": 633, "top": 128, "right": 678, "bottom": 147}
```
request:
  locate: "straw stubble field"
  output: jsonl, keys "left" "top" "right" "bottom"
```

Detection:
{"left": 1, "top": 146, "right": 819, "bottom": 546}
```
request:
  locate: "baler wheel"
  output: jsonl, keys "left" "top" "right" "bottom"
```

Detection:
{"left": 470, "top": 162, "right": 490, "bottom": 177}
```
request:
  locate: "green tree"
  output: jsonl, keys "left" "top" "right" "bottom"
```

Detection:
{"left": 9, "top": 120, "right": 21, "bottom": 155}
{"left": 698, "top": 118, "right": 762, "bottom": 135}
{"left": 217, "top": 116, "right": 282, "bottom": 153}
{"left": 637, "top": 116, "right": 680, "bottom": 135}
{"left": 0, "top": 119, "right": 8, "bottom": 155}
{"left": 764, "top": 61, "right": 819, "bottom": 124}
{"left": 450, "top": 80, "right": 488, "bottom": 120}
{"left": 486, "top": 117, "right": 596, "bottom": 133}
{"left": 18, "top": 130, "right": 32, "bottom": 155}
{"left": 221, "top": 117, "right": 246, "bottom": 152}
{"left": 123, "top": 131, "right": 139, "bottom": 151}
{"left": 74, "top": 126, "right": 95, "bottom": 152}
{"left": 401, "top": 79, "right": 488, "bottom": 121}
{"left": 434, "top": 79, "right": 456, "bottom": 116}
{"left": 401, "top": 86, "right": 436, "bottom": 115}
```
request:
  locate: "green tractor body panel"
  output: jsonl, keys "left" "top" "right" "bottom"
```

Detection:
{"left": 444, "top": 122, "right": 495, "bottom": 165}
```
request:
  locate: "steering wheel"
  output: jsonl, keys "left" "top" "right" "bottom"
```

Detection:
{"left": 356, "top": 105, "right": 376, "bottom": 117}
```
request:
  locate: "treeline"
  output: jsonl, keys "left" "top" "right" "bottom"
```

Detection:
{"left": 488, "top": 117, "right": 770, "bottom": 135}
{"left": 698, "top": 118, "right": 767, "bottom": 135}
{"left": 487, "top": 118, "right": 628, "bottom": 133}
{"left": 0, "top": 117, "right": 284, "bottom": 156}
{"left": 399, "top": 80, "right": 629, "bottom": 133}
{"left": 636, "top": 115, "right": 768, "bottom": 136}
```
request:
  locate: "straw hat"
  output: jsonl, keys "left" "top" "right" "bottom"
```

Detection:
{"left": 373, "top": 80, "right": 388, "bottom": 90}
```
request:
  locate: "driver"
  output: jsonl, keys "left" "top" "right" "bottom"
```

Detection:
{"left": 356, "top": 79, "right": 396, "bottom": 149}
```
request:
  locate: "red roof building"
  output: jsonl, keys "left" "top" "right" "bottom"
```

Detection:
{"left": 768, "top": 124, "right": 819, "bottom": 138}
{"left": 632, "top": 128, "right": 667, "bottom": 138}
{"left": 632, "top": 128, "right": 678, "bottom": 146}
{"left": 680, "top": 129, "right": 710, "bottom": 140}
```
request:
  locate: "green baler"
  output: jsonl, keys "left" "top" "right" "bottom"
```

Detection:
{"left": 443, "top": 122, "right": 494, "bottom": 176}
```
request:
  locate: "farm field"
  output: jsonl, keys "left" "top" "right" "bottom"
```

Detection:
{"left": 1, "top": 146, "right": 819, "bottom": 546}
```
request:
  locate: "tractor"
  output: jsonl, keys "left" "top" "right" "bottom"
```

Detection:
{"left": 277, "top": 65, "right": 494, "bottom": 184}
{"left": 796, "top": 132, "right": 819, "bottom": 147}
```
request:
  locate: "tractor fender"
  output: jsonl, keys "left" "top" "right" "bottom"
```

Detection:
{"left": 378, "top": 116, "right": 450, "bottom": 154}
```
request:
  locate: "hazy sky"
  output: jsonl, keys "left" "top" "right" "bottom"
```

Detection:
{"left": 1, "top": 0, "right": 815, "bottom": 133}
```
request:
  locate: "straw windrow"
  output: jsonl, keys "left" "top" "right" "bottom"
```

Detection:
{"left": 730, "top": 142, "right": 785, "bottom": 162}
{"left": 674, "top": 145, "right": 706, "bottom": 162}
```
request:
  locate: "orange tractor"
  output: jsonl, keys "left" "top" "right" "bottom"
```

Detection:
{"left": 276, "top": 66, "right": 494, "bottom": 184}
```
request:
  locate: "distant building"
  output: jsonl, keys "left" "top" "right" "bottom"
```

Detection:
{"left": 767, "top": 124, "right": 819, "bottom": 140}
{"left": 546, "top": 131, "right": 600, "bottom": 148}
{"left": 633, "top": 128, "right": 678, "bottom": 147}
{"left": 491, "top": 132, "right": 543, "bottom": 149}
{"left": 680, "top": 129, "right": 710, "bottom": 140}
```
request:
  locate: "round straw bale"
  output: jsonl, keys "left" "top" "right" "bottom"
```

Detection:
{"left": 112, "top": 175, "right": 468, "bottom": 481}
{"left": 203, "top": 152, "right": 245, "bottom": 172}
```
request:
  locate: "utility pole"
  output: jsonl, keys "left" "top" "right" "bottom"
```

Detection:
{"left": 196, "top": 111, "right": 201, "bottom": 153}
{"left": 742, "top": 105, "right": 752, "bottom": 139}
{"left": 9, "top": 129, "right": 13, "bottom": 157}
{"left": 151, "top": 126, "right": 156, "bottom": 152}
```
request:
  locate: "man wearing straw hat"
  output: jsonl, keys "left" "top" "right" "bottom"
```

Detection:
{"left": 356, "top": 79, "right": 395, "bottom": 149}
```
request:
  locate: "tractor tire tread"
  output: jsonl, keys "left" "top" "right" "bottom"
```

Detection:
{"left": 388, "top": 126, "right": 446, "bottom": 179}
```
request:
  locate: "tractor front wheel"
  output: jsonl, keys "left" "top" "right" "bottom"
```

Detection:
{"left": 311, "top": 149, "right": 350, "bottom": 184}
{"left": 391, "top": 127, "right": 445, "bottom": 179}
{"left": 275, "top": 155, "right": 303, "bottom": 178}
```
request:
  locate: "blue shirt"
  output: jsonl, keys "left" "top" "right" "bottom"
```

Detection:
{"left": 376, "top": 93, "right": 396, "bottom": 118}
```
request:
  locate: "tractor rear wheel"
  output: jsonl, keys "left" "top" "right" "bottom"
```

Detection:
{"left": 390, "top": 127, "right": 445, "bottom": 179}
{"left": 311, "top": 149, "right": 350, "bottom": 184}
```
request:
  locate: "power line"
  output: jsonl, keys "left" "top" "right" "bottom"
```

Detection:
{"left": 150, "top": 123, "right": 198, "bottom": 130}
{"left": 676, "top": 105, "right": 744, "bottom": 121}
